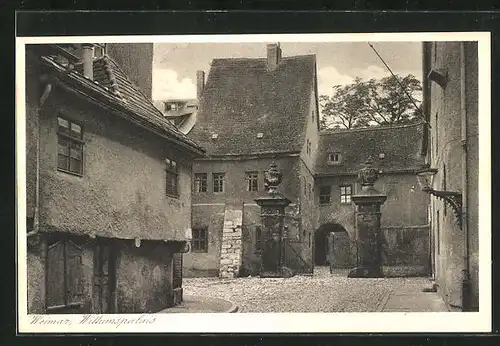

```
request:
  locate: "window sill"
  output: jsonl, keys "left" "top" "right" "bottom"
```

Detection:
{"left": 57, "top": 168, "right": 83, "bottom": 177}
{"left": 327, "top": 162, "right": 342, "bottom": 166}
{"left": 319, "top": 203, "right": 331, "bottom": 206}
{"left": 191, "top": 250, "right": 208, "bottom": 253}
{"left": 166, "top": 193, "right": 180, "bottom": 199}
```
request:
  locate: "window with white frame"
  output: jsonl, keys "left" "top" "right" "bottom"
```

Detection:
{"left": 340, "top": 185, "right": 352, "bottom": 204}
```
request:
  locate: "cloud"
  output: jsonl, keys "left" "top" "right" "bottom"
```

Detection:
{"left": 317, "top": 66, "right": 354, "bottom": 97}
{"left": 354, "top": 65, "right": 388, "bottom": 81}
{"left": 318, "top": 64, "right": 422, "bottom": 97}
{"left": 152, "top": 68, "right": 196, "bottom": 100}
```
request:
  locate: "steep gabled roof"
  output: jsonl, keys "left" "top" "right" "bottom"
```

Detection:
{"left": 316, "top": 122, "right": 425, "bottom": 175}
{"left": 40, "top": 53, "right": 205, "bottom": 155}
{"left": 189, "top": 55, "right": 317, "bottom": 156}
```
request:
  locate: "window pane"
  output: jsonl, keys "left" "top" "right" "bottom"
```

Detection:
{"left": 213, "top": 174, "right": 224, "bottom": 192}
{"left": 58, "top": 138, "right": 69, "bottom": 154}
{"left": 70, "top": 123, "right": 82, "bottom": 139}
{"left": 58, "top": 154, "right": 68, "bottom": 170}
{"left": 70, "top": 143, "right": 82, "bottom": 159}
{"left": 70, "top": 158, "right": 82, "bottom": 174}
{"left": 58, "top": 117, "right": 69, "bottom": 134}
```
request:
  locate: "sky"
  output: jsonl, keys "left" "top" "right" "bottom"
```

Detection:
{"left": 152, "top": 42, "right": 422, "bottom": 101}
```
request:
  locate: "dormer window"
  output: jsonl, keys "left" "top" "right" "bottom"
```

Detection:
{"left": 328, "top": 152, "right": 342, "bottom": 164}
{"left": 256, "top": 132, "right": 264, "bottom": 139}
{"left": 93, "top": 44, "right": 106, "bottom": 58}
{"left": 211, "top": 133, "right": 219, "bottom": 140}
{"left": 166, "top": 103, "right": 178, "bottom": 112}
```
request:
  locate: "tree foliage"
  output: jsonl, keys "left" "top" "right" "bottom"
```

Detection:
{"left": 320, "top": 74, "right": 422, "bottom": 130}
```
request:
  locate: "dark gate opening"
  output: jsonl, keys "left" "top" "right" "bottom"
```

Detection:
{"left": 314, "top": 223, "right": 350, "bottom": 267}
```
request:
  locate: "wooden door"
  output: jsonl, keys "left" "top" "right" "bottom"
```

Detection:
{"left": 93, "top": 241, "right": 116, "bottom": 313}
{"left": 46, "top": 239, "right": 84, "bottom": 314}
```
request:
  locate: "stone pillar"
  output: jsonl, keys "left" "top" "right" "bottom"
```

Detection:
{"left": 348, "top": 157, "right": 387, "bottom": 278}
{"left": 255, "top": 162, "right": 291, "bottom": 278}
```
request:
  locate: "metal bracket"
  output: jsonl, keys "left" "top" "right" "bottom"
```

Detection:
{"left": 430, "top": 189, "right": 463, "bottom": 229}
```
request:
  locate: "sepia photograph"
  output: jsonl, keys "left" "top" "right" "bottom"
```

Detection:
{"left": 16, "top": 32, "right": 491, "bottom": 333}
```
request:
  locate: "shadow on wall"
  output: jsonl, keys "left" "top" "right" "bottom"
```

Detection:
{"left": 380, "top": 226, "right": 430, "bottom": 277}
{"left": 321, "top": 223, "right": 431, "bottom": 277}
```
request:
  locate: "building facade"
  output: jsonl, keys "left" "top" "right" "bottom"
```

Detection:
{"left": 184, "top": 44, "right": 320, "bottom": 277}
{"left": 315, "top": 124, "right": 430, "bottom": 275}
{"left": 169, "top": 44, "right": 431, "bottom": 278}
{"left": 421, "top": 41, "right": 479, "bottom": 311}
{"left": 25, "top": 44, "right": 204, "bottom": 314}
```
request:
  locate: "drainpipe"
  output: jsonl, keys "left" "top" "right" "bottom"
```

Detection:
{"left": 27, "top": 79, "right": 52, "bottom": 238}
{"left": 422, "top": 42, "right": 434, "bottom": 280}
{"left": 460, "top": 42, "right": 471, "bottom": 311}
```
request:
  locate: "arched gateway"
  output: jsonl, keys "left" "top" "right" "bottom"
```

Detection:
{"left": 314, "top": 223, "right": 351, "bottom": 267}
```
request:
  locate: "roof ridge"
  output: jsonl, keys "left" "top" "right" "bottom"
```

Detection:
{"left": 211, "top": 54, "right": 316, "bottom": 63}
{"left": 319, "top": 121, "right": 424, "bottom": 135}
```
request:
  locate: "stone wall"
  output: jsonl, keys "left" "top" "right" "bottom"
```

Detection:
{"left": 380, "top": 226, "right": 430, "bottom": 277}
{"left": 426, "top": 42, "right": 479, "bottom": 310}
{"left": 219, "top": 208, "right": 243, "bottom": 278}
{"left": 115, "top": 241, "right": 175, "bottom": 313}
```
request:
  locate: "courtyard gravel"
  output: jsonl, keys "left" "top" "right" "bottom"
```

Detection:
{"left": 182, "top": 268, "right": 435, "bottom": 313}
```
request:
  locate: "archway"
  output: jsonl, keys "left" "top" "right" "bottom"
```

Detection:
{"left": 314, "top": 223, "right": 349, "bottom": 266}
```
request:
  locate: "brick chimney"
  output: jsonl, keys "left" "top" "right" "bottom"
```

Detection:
{"left": 267, "top": 43, "right": 282, "bottom": 72}
{"left": 196, "top": 70, "right": 205, "bottom": 99}
{"left": 82, "top": 44, "right": 94, "bottom": 80}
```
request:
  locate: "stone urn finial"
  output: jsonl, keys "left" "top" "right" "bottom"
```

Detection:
{"left": 358, "top": 156, "right": 379, "bottom": 189}
{"left": 264, "top": 161, "right": 283, "bottom": 195}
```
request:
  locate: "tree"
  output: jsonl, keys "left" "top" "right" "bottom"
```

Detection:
{"left": 320, "top": 74, "right": 422, "bottom": 130}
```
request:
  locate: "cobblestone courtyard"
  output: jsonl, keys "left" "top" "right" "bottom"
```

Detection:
{"left": 182, "top": 267, "right": 449, "bottom": 313}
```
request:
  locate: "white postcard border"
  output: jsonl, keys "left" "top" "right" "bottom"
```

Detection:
{"left": 16, "top": 32, "right": 492, "bottom": 333}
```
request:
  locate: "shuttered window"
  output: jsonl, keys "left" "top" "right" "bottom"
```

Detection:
{"left": 46, "top": 240, "right": 83, "bottom": 311}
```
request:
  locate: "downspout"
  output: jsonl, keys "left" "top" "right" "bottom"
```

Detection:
{"left": 27, "top": 80, "right": 52, "bottom": 238}
{"left": 422, "top": 42, "right": 434, "bottom": 280}
{"left": 460, "top": 43, "right": 471, "bottom": 311}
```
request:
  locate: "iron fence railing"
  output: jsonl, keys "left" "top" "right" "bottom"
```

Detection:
{"left": 172, "top": 252, "right": 183, "bottom": 289}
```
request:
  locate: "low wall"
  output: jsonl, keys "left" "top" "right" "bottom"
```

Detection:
{"left": 380, "top": 225, "right": 430, "bottom": 277}
{"left": 329, "top": 225, "right": 430, "bottom": 277}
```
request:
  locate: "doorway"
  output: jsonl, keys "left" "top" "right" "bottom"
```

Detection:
{"left": 93, "top": 239, "right": 117, "bottom": 313}
{"left": 314, "top": 223, "right": 350, "bottom": 266}
{"left": 314, "top": 229, "right": 330, "bottom": 266}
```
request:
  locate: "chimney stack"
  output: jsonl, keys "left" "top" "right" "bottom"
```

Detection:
{"left": 196, "top": 70, "right": 205, "bottom": 99}
{"left": 267, "top": 43, "right": 282, "bottom": 72}
{"left": 82, "top": 44, "right": 94, "bottom": 80}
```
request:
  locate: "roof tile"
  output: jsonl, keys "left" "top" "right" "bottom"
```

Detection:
{"left": 189, "top": 55, "right": 316, "bottom": 156}
{"left": 316, "top": 122, "right": 425, "bottom": 175}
